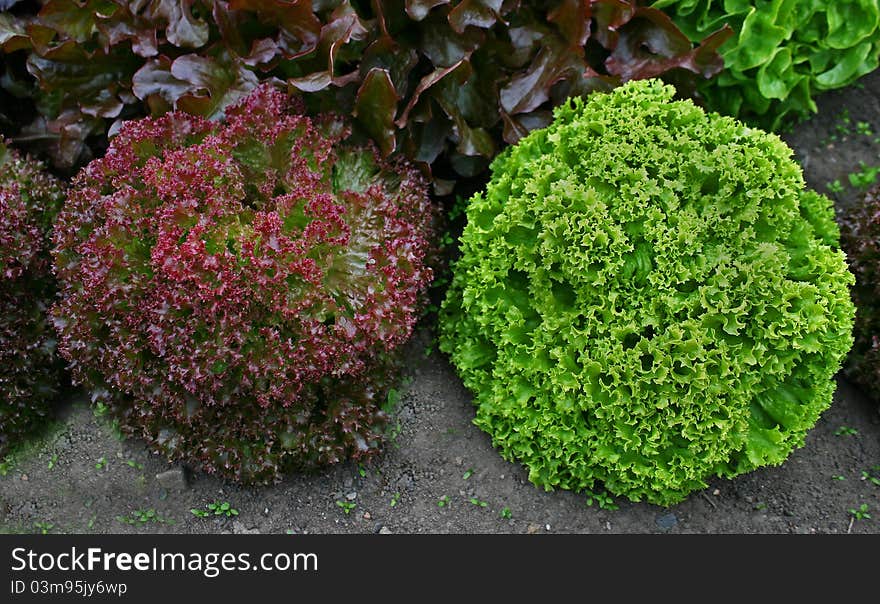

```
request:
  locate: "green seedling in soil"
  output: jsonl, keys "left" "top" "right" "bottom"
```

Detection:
{"left": 826, "top": 180, "right": 844, "bottom": 194}
{"left": 835, "top": 108, "right": 852, "bottom": 136}
{"left": 336, "top": 500, "right": 356, "bottom": 515}
{"left": 191, "top": 501, "right": 239, "bottom": 518}
{"left": 847, "top": 162, "right": 880, "bottom": 189}
{"left": 93, "top": 403, "right": 125, "bottom": 441}
{"left": 47, "top": 454, "right": 58, "bottom": 470}
{"left": 754, "top": 502, "right": 767, "bottom": 511}
{"left": 86, "top": 515, "right": 96, "bottom": 530}
{"left": 437, "top": 495, "right": 450, "bottom": 507}
{"left": 585, "top": 490, "right": 619, "bottom": 511}
{"left": 383, "top": 388, "right": 401, "bottom": 413}
{"left": 0, "top": 420, "right": 65, "bottom": 476}
{"left": 856, "top": 121, "right": 874, "bottom": 136}
{"left": 861, "top": 470, "right": 880, "bottom": 487}
{"left": 387, "top": 420, "right": 403, "bottom": 446}
{"left": 94, "top": 456, "right": 107, "bottom": 470}
{"left": 358, "top": 465, "right": 367, "bottom": 479}
{"left": 448, "top": 195, "right": 468, "bottom": 222}
{"left": 462, "top": 468, "right": 475, "bottom": 480}
{"left": 390, "top": 492, "right": 401, "bottom": 507}
{"left": 125, "top": 459, "right": 144, "bottom": 471}
{"left": 470, "top": 497, "right": 488, "bottom": 508}
{"left": 832, "top": 475, "right": 846, "bottom": 481}
{"left": 834, "top": 426, "right": 858, "bottom": 436}
{"left": 33, "top": 521, "right": 54, "bottom": 534}
{"left": 500, "top": 507, "right": 512, "bottom": 520}
{"left": 117, "top": 509, "right": 170, "bottom": 525}
{"left": 384, "top": 389, "right": 403, "bottom": 447}
{"left": 849, "top": 504, "right": 871, "bottom": 520}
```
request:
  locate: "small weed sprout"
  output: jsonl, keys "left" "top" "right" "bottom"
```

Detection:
{"left": 849, "top": 504, "right": 871, "bottom": 521}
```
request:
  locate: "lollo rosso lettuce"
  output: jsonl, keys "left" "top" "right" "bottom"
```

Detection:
{"left": 51, "top": 84, "right": 436, "bottom": 483}
{"left": 840, "top": 184, "right": 880, "bottom": 406}
{"left": 0, "top": 0, "right": 729, "bottom": 190}
{"left": 652, "top": 0, "right": 880, "bottom": 130}
{"left": 439, "top": 79, "right": 855, "bottom": 505}
{"left": 0, "top": 139, "right": 64, "bottom": 456}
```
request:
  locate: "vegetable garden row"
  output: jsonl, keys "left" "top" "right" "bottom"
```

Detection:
{"left": 2, "top": 1, "right": 880, "bottom": 516}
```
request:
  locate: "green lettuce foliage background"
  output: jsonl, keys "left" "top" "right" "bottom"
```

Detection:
{"left": 652, "top": 0, "right": 880, "bottom": 129}
{"left": 439, "top": 80, "right": 855, "bottom": 505}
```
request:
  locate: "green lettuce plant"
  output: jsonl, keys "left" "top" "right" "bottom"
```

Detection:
{"left": 653, "top": 0, "right": 880, "bottom": 129}
{"left": 439, "top": 79, "right": 855, "bottom": 505}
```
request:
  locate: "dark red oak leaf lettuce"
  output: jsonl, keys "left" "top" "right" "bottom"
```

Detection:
{"left": 1, "top": 0, "right": 729, "bottom": 190}
{"left": 51, "top": 84, "right": 436, "bottom": 483}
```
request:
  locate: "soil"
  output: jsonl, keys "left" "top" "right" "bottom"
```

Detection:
{"left": 2, "top": 73, "right": 880, "bottom": 536}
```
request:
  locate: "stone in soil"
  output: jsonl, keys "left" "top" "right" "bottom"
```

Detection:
{"left": 155, "top": 467, "right": 188, "bottom": 491}
{"left": 656, "top": 513, "right": 677, "bottom": 531}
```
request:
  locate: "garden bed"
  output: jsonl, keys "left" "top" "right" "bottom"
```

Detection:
{"left": 1, "top": 72, "right": 879, "bottom": 535}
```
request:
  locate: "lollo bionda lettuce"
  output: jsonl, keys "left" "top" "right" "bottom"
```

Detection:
{"left": 439, "top": 79, "right": 855, "bottom": 505}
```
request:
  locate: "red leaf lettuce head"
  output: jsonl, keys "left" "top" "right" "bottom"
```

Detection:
{"left": 0, "top": 139, "right": 65, "bottom": 456}
{"left": 51, "top": 83, "right": 436, "bottom": 483}
{"left": 841, "top": 184, "right": 880, "bottom": 406}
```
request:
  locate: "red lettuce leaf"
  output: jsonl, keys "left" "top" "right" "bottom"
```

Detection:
{"left": 1, "top": 0, "right": 729, "bottom": 188}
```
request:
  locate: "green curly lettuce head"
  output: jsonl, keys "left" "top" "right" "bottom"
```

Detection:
{"left": 652, "top": 0, "right": 880, "bottom": 130}
{"left": 439, "top": 79, "right": 855, "bottom": 506}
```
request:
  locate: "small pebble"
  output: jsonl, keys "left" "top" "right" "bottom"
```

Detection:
{"left": 656, "top": 513, "right": 677, "bottom": 531}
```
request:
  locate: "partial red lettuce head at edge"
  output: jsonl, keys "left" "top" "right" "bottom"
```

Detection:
{"left": 0, "top": 140, "right": 65, "bottom": 456}
{"left": 841, "top": 184, "right": 880, "bottom": 406}
{"left": 51, "top": 84, "right": 436, "bottom": 483}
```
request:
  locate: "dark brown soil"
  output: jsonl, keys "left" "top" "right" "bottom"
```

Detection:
{"left": 2, "top": 73, "right": 880, "bottom": 535}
